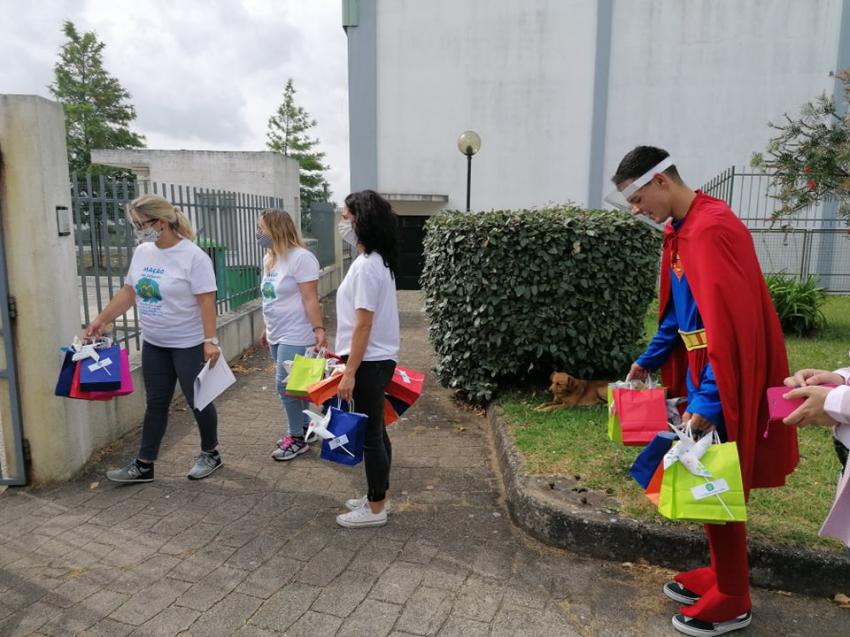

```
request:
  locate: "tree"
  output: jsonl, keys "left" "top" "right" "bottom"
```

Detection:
{"left": 751, "top": 68, "right": 850, "bottom": 224}
{"left": 266, "top": 79, "right": 332, "bottom": 226}
{"left": 49, "top": 20, "right": 145, "bottom": 175}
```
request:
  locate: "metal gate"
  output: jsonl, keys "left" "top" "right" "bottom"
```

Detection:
{"left": 0, "top": 151, "right": 26, "bottom": 485}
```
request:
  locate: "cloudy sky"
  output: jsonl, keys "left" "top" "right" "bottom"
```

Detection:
{"left": 0, "top": 0, "right": 350, "bottom": 201}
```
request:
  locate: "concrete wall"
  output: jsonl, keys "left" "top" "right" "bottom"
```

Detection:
{"left": 91, "top": 149, "right": 302, "bottom": 230}
{"left": 356, "top": 0, "right": 844, "bottom": 211}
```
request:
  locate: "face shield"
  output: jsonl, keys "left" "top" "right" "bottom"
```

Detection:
{"left": 603, "top": 156, "right": 675, "bottom": 231}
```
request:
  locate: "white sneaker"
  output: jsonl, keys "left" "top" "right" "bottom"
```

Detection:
{"left": 345, "top": 495, "right": 392, "bottom": 514}
{"left": 336, "top": 503, "right": 387, "bottom": 528}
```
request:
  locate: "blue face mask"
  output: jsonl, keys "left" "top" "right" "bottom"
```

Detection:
{"left": 256, "top": 231, "right": 272, "bottom": 249}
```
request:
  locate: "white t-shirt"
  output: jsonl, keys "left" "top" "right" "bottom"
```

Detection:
{"left": 335, "top": 251, "right": 400, "bottom": 362}
{"left": 261, "top": 247, "right": 320, "bottom": 345}
{"left": 125, "top": 240, "right": 217, "bottom": 348}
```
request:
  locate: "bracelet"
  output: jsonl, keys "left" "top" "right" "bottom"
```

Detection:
{"left": 312, "top": 326, "right": 325, "bottom": 332}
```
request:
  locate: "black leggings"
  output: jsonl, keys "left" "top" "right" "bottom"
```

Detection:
{"left": 138, "top": 341, "right": 218, "bottom": 461}
{"left": 351, "top": 360, "right": 396, "bottom": 502}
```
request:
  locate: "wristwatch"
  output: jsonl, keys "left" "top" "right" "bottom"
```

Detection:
{"left": 203, "top": 336, "right": 220, "bottom": 346}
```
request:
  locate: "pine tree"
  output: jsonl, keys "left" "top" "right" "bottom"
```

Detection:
{"left": 49, "top": 20, "right": 145, "bottom": 175}
{"left": 266, "top": 79, "right": 332, "bottom": 224}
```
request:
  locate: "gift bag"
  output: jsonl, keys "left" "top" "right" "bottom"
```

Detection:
{"left": 386, "top": 366, "right": 424, "bottom": 406}
{"left": 306, "top": 372, "right": 343, "bottom": 405}
{"left": 658, "top": 438, "right": 747, "bottom": 524}
{"left": 614, "top": 385, "right": 668, "bottom": 446}
{"left": 285, "top": 353, "right": 327, "bottom": 397}
{"left": 607, "top": 385, "right": 622, "bottom": 442}
{"left": 629, "top": 431, "right": 677, "bottom": 489}
{"left": 55, "top": 350, "right": 77, "bottom": 397}
{"left": 71, "top": 348, "right": 134, "bottom": 400}
{"left": 78, "top": 343, "right": 122, "bottom": 392}
{"left": 644, "top": 463, "right": 664, "bottom": 506}
{"left": 819, "top": 465, "right": 850, "bottom": 547}
{"left": 319, "top": 406, "right": 368, "bottom": 466}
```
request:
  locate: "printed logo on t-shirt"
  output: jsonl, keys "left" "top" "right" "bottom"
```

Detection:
{"left": 261, "top": 281, "right": 276, "bottom": 302}
{"left": 136, "top": 265, "right": 165, "bottom": 317}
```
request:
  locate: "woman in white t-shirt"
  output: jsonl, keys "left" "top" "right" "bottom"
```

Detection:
{"left": 257, "top": 209, "right": 326, "bottom": 461}
{"left": 86, "top": 195, "right": 222, "bottom": 484}
{"left": 334, "top": 190, "right": 400, "bottom": 529}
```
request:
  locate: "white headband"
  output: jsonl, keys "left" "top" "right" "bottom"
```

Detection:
{"left": 621, "top": 157, "right": 674, "bottom": 197}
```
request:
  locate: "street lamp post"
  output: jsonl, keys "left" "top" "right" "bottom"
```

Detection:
{"left": 457, "top": 131, "right": 481, "bottom": 212}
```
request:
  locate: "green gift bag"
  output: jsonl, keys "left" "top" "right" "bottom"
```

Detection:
{"left": 658, "top": 441, "right": 747, "bottom": 524}
{"left": 285, "top": 353, "right": 326, "bottom": 397}
{"left": 607, "top": 385, "right": 622, "bottom": 442}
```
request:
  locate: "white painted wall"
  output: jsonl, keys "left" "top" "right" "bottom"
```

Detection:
{"left": 603, "top": 0, "right": 842, "bottom": 202}
{"left": 368, "top": 0, "right": 843, "bottom": 211}
{"left": 92, "top": 149, "right": 302, "bottom": 227}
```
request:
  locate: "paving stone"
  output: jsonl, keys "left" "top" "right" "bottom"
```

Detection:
{"left": 294, "top": 545, "right": 352, "bottom": 587}
{"left": 395, "top": 586, "right": 453, "bottom": 635}
{"left": 109, "top": 577, "right": 191, "bottom": 625}
{"left": 490, "top": 603, "right": 581, "bottom": 637}
{"left": 79, "top": 618, "right": 134, "bottom": 637}
{"left": 181, "top": 592, "right": 263, "bottom": 637}
{"left": 369, "top": 562, "right": 424, "bottom": 605}
{"left": 336, "top": 598, "right": 401, "bottom": 637}
{"left": 311, "top": 571, "right": 375, "bottom": 618}
{"left": 175, "top": 580, "right": 232, "bottom": 611}
{"left": 437, "top": 616, "right": 490, "bottom": 637}
{"left": 0, "top": 601, "right": 62, "bottom": 637}
{"left": 284, "top": 610, "right": 343, "bottom": 637}
{"left": 249, "top": 582, "right": 321, "bottom": 632}
{"left": 451, "top": 576, "right": 503, "bottom": 623}
{"left": 224, "top": 533, "right": 285, "bottom": 571}
{"left": 128, "top": 605, "right": 199, "bottom": 637}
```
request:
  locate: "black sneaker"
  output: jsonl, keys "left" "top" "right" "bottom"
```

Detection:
{"left": 664, "top": 582, "right": 701, "bottom": 605}
{"left": 672, "top": 611, "right": 752, "bottom": 636}
{"left": 106, "top": 460, "right": 154, "bottom": 483}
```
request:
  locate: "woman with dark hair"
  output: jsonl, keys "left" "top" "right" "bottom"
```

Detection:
{"left": 334, "top": 190, "right": 400, "bottom": 528}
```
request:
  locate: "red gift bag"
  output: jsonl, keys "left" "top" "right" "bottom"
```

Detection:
{"left": 386, "top": 366, "right": 424, "bottom": 406}
{"left": 612, "top": 386, "right": 668, "bottom": 446}
{"left": 70, "top": 348, "right": 134, "bottom": 401}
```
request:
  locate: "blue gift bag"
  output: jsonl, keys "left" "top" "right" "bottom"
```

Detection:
{"left": 55, "top": 350, "right": 77, "bottom": 397}
{"left": 629, "top": 431, "right": 677, "bottom": 489}
{"left": 79, "top": 344, "right": 122, "bottom": 392}
{"left": 320, "top": 406, "right": 368, "bottom": 466}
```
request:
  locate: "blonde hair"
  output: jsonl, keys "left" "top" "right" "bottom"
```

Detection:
{"left": 259, "top": 209, "right": 305, "bottom": 272}
{"left": 127, "top": 194, "right": 196, "bottom": 240}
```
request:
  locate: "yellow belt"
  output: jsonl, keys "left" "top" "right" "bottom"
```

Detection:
{"left": 679, "top": 329, "right": 708, "bottom": 351}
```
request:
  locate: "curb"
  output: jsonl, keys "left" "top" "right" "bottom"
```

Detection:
{"left": 487, "top": 404, "right": 848, "bottom": 597}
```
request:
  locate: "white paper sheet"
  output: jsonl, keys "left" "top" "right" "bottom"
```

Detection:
{"left": 193, "top": 358, "right": 236, "bottom": 412}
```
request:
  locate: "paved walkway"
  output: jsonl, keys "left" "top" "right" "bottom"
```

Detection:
{"left": 0, "top": 292, "right": 846, "bottom": 636}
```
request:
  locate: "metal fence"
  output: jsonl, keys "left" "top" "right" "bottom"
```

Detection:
{"left": 72, "top": 173, "right": 286, "bottom": 350}
{"left": 702, "top": 167, "right": 850, "bottom": 292}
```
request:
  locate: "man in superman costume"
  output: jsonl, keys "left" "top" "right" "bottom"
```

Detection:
{"left": 611, "top": 146, "right": 798, "bottom": 637}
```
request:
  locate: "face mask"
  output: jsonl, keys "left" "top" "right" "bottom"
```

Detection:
{"left": 256, "top": 232, "right": 272, "bottom": 249}
{"left": 338, "top": 219, "right": 358, "bottom": 247}
{"left": 134, "top": 227, "right": 161, "bottom": 244}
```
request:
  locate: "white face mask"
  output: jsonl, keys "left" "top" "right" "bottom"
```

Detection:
{"left": 338, "top": 219, "right": 358, "bottom": 247}
{"left": 134, "top": 227, "right": 161, "bottom": 244}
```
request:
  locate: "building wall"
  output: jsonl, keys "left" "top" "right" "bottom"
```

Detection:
{"left": 357, "top": 0, "right": 845, "bottom": 212}
{"left": 92, "top": 149, "right": 302, "bottom": 229}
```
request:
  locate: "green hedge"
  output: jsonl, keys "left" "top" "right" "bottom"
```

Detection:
{"left": 421, "top": 207, "right": 662, "bottom": 402}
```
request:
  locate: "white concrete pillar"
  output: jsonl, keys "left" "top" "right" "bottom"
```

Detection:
{"left": 0, "top": 95, "right": 97, "bottom": 482}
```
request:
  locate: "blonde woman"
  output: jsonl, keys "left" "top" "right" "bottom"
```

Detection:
{"left": 257, "top": 209, "right": 327, "bottom": 460}
{"left": 87, "top": 194, "right": 221, "bottom": 483}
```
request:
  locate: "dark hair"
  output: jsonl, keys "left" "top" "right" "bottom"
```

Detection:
{"left": 344, "top": 190, "right": 400, "bottom": 278}
{"left": 611, "top": 145, "right": 681, "bottom": 186}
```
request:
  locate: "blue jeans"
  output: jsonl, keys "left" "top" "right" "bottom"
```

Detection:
{"left": 270, "top": 343, "right": 312, "bottom": 437}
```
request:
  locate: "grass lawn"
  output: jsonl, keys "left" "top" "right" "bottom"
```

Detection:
{"left": 502, "top": 295, "right": 850, "bottom": 550}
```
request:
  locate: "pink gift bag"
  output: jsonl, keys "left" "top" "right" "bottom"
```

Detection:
{"left": 819, "top": 465, "right": 850, "bottom": 547}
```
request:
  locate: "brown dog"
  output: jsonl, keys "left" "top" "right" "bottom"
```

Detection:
{"left": 535, "top": 371, "right": 609, "bottom": 412}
